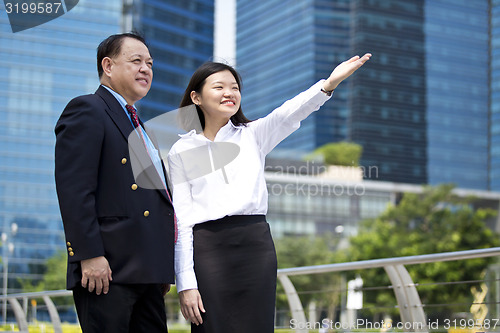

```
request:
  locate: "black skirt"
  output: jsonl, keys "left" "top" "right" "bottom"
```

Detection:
{"left": 192, "top": 215, "right": 277, "bottom": 333}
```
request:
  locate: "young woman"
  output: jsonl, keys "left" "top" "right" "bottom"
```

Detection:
{"left": 167, "top": 53, "right": 371, "bottom": 333}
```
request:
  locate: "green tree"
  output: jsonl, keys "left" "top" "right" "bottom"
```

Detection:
{"left": 306, "top": 141, "right": 363, "bottom": 166}
{"left": 275, "top": 234, "right": 347, "bottom": 322}
{"left": 347, "top": 184, "right": 500, "bottom": 318}
{"left": 18, "top": 250, "right": 71, "bottom": 307}
{"left": 19, "top": 251, "right": 67, "bottom": 292}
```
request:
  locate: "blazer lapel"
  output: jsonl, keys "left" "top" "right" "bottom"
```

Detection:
{"left": 95, "top": 86, "right": 172, "bottom": 203}
{"left": 143, "top": 122, "right": 174, "bottom": 199}
{"left": 95, "top": 86, "right": 134, "bottom": 141}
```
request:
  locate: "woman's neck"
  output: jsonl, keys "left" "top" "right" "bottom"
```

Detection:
{"left": 202, "top": 118, "right": 230, "bottom": 141}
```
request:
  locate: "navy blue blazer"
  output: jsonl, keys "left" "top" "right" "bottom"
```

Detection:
{"left": 55, "top": 86, "right": 175, "bottom": 289}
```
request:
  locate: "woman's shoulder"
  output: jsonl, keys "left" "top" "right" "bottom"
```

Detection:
{"left": 168, "top": 131, "right": 205, "bottom": 155}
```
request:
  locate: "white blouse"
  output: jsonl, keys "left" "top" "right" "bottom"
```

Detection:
{"left": 167, "top": 80, "right": 331, "bottom": 292}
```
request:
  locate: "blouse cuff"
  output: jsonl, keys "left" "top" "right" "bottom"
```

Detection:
{"left": 315, "top": 79, "right": 333, "bottom": 102}
{"left": 175, "top": 269, "right": 198, "bottom": 293}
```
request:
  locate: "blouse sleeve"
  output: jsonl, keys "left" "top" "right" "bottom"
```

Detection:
{"left": 167, "top": 145, "right": 198, "bottom": 292}
{"left": 249, "top": 80, "right": 331, "bottom": 156}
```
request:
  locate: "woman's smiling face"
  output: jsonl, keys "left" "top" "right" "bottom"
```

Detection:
{"left": 192, "top": 70, "right": 241, "bottom": 124}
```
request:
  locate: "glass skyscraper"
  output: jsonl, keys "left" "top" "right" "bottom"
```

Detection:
{"left": 237, "top": 0, "right": 352, "bottom": 151}
{"left": 349, "top": 0, "right": 427, "bottom": 184}
{"left": 237, "top": 0, "right": 492, "bottom": 189}
{"left": 491, "top": 0, "right": 500, "bottom": 191}
{"left": 237, "top": 0, "right": 427, "bottom": 184}
{"left": 425, "top": 0, "right": 489, "bottom": 190}
{"left": 131, "top": 0, "right": 215, "bottom": 121}
{"left": 0, "top": 1, "right": 122, "bottom": 292}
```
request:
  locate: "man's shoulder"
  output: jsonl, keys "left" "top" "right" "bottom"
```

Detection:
{"left": 64, "top": 86, "right": 119, "bottom": 115}
{"left": 57, "top": 88, "right": 111, "bottom": 127}
{"left": 65, "top": 90, "right": 96, "bottom": 108}
{"left": 69, "top": 86, "right": 109, "bottom": 104}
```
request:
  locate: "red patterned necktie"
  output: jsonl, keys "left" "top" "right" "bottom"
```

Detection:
{"left": 125, "top": 104, "right": 141, "bottom": 128}
{"left": 125, "top": 104, "right": 178, "bottom": 243}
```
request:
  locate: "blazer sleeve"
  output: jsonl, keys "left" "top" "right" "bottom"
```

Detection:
{"left": 55, "top": 96, "right": 106, "bottom": 263}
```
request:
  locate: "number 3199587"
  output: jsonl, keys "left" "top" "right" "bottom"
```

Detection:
{"left": 5, "top": 2, "right": 62, "bottom": 14}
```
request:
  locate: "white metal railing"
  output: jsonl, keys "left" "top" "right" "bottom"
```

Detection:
{"left": 277, "top": 247, "right": 500, "bottom": 333}
{"left": 0, "top": 289, "right": 71, "bottom": 333}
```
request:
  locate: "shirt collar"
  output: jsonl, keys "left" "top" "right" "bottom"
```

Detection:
{"left": 101, "top": 85, "right": 134, "bottom": 111}
{"left": 178, "top": 129, "right": 197, "bottom": 138}
{"left": 178, "top": 120, "right": 242, "bottom": 139}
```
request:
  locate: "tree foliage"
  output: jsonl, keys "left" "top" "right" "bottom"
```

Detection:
{"left": 20, "top": 251, "right": 67, "bottom": 292}
{"left": 306, "top": 141, "right": 363, "bottom": 166}
{"left": 18, "top": 250, "right": 71, "bottom": 306}
{"left": 347, "top": 184, "right": 500, "bottom": 318}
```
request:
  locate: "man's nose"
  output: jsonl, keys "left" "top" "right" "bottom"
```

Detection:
{"left": 140, "top": 62, "right": 152, "bottom": 73}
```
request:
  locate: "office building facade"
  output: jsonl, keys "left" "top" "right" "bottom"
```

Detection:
{"left": 237, "top": 0, "right": 352, "bottom": 151}
{"left": 425, "top": 0, "right": 489, "bottom": 190}
{"left": 491, "top": 0, "right": 500, "bottom": 191}
{"left": 265, "top": 169, "right": 500, "bottom": 238}
{"left": 130, "top": 0, "right": 215, "bottom": 121}
{"left": 237, "top": 0, "right": 492, "bottom": 189}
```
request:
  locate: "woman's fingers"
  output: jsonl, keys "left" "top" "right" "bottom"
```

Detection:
{"left": 179, "top": 289, "right": 205, "bottom": 325}
{"left": 323, "top": 53, "right": 372, "bottom": 91}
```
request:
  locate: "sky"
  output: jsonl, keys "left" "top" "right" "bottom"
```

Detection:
{"left": 214, "top": 0, "right": 236, "bottom": 65}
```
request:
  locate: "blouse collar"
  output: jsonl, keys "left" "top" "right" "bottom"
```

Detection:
{"left": 178, "top": 120, "right": 243, "bottom": 140}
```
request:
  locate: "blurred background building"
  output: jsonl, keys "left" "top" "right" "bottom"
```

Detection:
{"left": 490, "top": 0, "right": 500, "bottom": 190}
{"left": 0, "top": 0, "right": 499, "bottom": 301}
{"left": 126, "top": 0, "right": 214, "bottom": 120}
{"left": 237, "top": 0, "right": 490, "bottom": 189}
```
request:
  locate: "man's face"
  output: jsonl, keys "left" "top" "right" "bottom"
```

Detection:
{"left": 106, "top": 37, "right": 153, "bottom": 105}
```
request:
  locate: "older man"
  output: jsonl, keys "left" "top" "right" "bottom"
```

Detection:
{"left": 55, "top": 32, "right": 175, "bottom": 332}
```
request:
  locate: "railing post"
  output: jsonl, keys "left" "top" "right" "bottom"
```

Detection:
{"left": 384, "top": 265, "right": 428, "bottom": 332}
{"left": 43, "top": 295, "right": 63, "bottom": 333}
{"left": 8, "top": 297, "right": 28, "bottom": 332}
{"left": 278, "top": 274, "right": 308, "bottom": 333}
{"left": 22, "top": 297, "right": 27, "bottom": 319}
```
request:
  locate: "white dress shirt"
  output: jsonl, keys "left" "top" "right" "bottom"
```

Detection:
{"left": 167, "top": 80, "right": 331, "bottom": 292}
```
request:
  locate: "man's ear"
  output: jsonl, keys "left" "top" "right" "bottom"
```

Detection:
{"left": 101, "top": 57, "right": 113, "bottom": 78}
